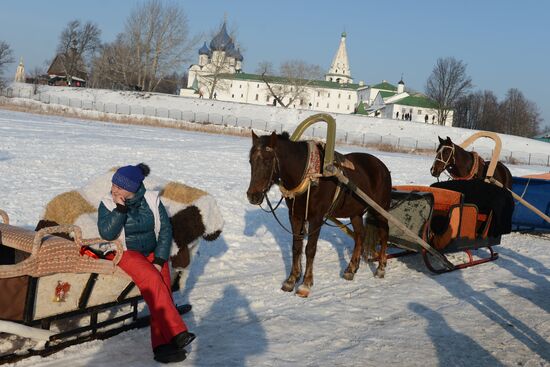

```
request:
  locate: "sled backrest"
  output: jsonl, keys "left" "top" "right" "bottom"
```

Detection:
{"left": 388, "top": 190, "right": 434, "bottom": 252}
{"left": 0, "top": 222, "right": 122, "bottom": 279}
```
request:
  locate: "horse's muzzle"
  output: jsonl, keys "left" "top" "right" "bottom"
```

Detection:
{"left": 247, "top": 191, "right": 264, "bottom": 205}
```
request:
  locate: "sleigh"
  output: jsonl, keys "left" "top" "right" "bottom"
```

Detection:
{"left": 386, "top": 180, "right": 513, "bottom": 273}
{"left": 287, "top": 117, "right": 516, "bottom": 275}
{"left": 0, "top": 209, "right": 189, "bottom": 364}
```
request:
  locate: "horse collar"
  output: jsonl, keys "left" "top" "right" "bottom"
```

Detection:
{"left": 450, "top": 151, "right": 484, "bottom": 180}
{"left": 278, "top": 141, "right": 322, "bottom": 199}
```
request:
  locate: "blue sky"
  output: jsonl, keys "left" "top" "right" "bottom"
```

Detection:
{"left": 1, "top": 0, "right": 549, "bottom": 129}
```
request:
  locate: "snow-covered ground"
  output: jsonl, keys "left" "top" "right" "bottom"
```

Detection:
{"left": 0, "top": 109, "right": 548, "bottom": 367}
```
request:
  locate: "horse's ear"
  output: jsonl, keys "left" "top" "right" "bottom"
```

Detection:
{"left": 252, "top": 130, "right": 258, "bottom": 144}
{"left": 269, "top": 131, "right": 277, "bottom": 148}
{"left": 446, "top": 136, "right": 452, "bottom": 142}
{"left": 438, "top": 136, "right": 444, "bottom": 144}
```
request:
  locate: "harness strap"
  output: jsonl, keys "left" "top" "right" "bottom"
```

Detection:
{"left": 325, "top": 184, "right": 342, "bottom": 219}
{"left": 450, "top": 151, "right": 484, "bottom": 180}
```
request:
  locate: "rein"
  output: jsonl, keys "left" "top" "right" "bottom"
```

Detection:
{"left": 263, "top": 191, "right": 345, "bottom": 238}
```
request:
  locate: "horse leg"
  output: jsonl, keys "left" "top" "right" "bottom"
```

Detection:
{"left": 374, "top": 214, "right": 389, "bottom": 278}
{"left": 281, "top": 214, "right": 305, "bottom": 292}
{"left": 296, "top": 217, "right": 323, "bottom": 298}
{"left": 362, "top": 214, "right": 380, "bottom": 262}
{"left": 343, "top": 215, "right": 365, "bottom": 281}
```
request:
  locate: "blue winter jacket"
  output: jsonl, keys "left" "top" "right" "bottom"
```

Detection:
{"left": 97, "top": 185, "right": 173, "bottom": 265}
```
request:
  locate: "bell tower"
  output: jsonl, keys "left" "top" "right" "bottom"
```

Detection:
{"left": 325, "top": 32, "right": 352, "bottom": 84}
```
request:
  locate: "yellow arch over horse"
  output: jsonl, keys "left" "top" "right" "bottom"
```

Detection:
{"left": 458, "top": 131, "right": 502, "bottom": 179}
{"left": 290, "top": 113, "right": 336, "bottom": 174}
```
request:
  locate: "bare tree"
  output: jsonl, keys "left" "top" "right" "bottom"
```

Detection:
{"left": 454, "top": 90, "right": 500, "bottom": 131}
{"left": 90, "top": 35, "right": 137, "bottom": 90}
{"left": 0, "top": 41, "right": 14, "bottom": 88}
{"left": 122, "top": 0, "right": 198, "bottom": 92}
{"left": 57, "top": 20, "right": 101, "bottom": 58}
{"left": 478, "top": 91, "right": 501, "bottom": 132}
{"left": 500, "top": 88, "right": 541, "bottom": 137}
{"left": 426, "top": 57, "right": 473, "bottom": 125}
{"left": 454, "top": 92, "right": 482, "bottom": 130}
{"left": 257, "top": 59, "right": 323, "bottom": 108}
{"left": 56, "top": 20, "right": 101, "bottom": 82}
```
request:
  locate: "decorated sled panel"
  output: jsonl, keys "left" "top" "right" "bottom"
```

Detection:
{"left": 388, "top": 190, "right": 433, "bottom": 252}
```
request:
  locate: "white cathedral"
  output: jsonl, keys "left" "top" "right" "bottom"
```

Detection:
{"left": 181, "top": 22, "right": 452, "bottom": 126}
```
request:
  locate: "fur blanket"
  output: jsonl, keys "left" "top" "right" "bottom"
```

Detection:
{"left": 37, "top": 170, "right": 224, "bottom": 270}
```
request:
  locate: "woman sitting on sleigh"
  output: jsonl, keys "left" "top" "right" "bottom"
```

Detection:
{"left": 98, "top": 163, "right": 194, "bottom": 364}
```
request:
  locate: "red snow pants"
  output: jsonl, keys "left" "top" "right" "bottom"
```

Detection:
{"left": 118, "top": 250, "right": 187, "bottom": 349}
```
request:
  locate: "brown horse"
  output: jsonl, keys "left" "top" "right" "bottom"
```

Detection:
{"left": 246, "top": 131, "right": 392, "bottom": 297}
{"left": 430, "top": 136, "right": 512, "bottom": 189}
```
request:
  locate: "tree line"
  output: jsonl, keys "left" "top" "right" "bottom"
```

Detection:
{"left": 426, "top": 57, "right": 541, "bottom": 137}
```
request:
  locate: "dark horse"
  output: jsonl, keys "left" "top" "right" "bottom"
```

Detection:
{"left": 430, "top": 136, "right": 512, "bottom": 189}
{"left": 246, "top": 131, "right": 392, "bottom": 297}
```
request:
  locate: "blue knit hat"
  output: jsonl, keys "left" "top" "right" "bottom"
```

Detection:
{"left": 112, "top": 163, "right": 150, "bottom": 193}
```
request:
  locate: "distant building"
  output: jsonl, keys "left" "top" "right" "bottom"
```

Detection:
{"left": 182, "top": 23, "right": 451, "bottom": 124}
{"left": 357, "top": 79, "right": 453, "bottom": 126}
{"left": 14, "top": 57, "right": 25, "bottom": 83}
{"left": 534, "top": 133, "right": 550, "bottom": 143}
{"left": 182, "top": 26, "right": 361, "bottom": 114}
{"left": 47, "top": 49, "right": 87, "bottom": 87}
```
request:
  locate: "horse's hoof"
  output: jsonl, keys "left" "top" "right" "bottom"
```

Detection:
{"left": 343, "top": 271, "right": 355, "bottom": 281}
{"left": 295, "top": 285, "right": 310, "bottom": 298}
{"left": 281, "top": 281, "right": 294, "bottom": 292}
{"left": 375, "top": 268, "right": 385, "bottom": 278}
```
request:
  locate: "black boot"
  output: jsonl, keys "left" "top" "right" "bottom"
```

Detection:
{"left": 153, "top": 343, "right": 187, "bottom": 364}
{"left": 172, "top": 331, "right": 196, "bottom": 349}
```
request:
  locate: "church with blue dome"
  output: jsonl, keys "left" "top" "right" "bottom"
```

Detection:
{"left": 184, "top": 21, "right": 244, "bottom": 99}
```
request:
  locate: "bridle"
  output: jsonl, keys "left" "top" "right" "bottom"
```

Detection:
{"left": 433, "top": 144, "right": 455, "bottom": 172}
{"left": 250, "top": 145, "right": 280, "bottom": 205}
